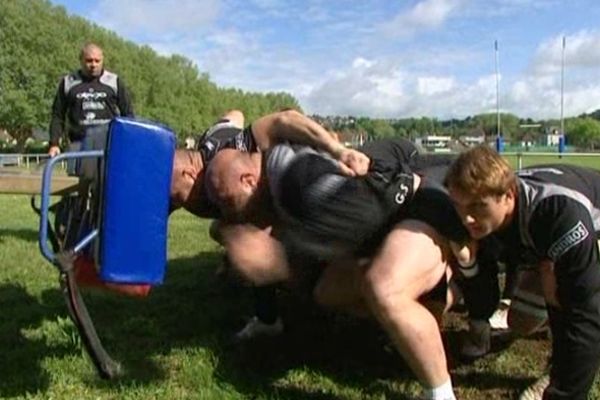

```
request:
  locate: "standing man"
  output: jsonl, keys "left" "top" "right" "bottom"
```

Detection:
{"left": 446, "top": 144, "right": 600, "bottom": 400}
{"left": 48, "top": 42, "right": 134, "bottom": 157}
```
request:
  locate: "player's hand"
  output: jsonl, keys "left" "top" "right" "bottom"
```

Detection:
{"left": 48, "top": 145, "right": 61, "bottom": 157}
{"left": 336, "top": 147, "right": 370, "bottom": 176}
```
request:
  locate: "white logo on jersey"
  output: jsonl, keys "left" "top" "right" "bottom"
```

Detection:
{"left": 395, "top": 184, "right": 409, "bottom": 205}
{"left": 548, "top": 220, "right": 589, "bottom": 259}
{"left": 76, "top": 91, "right": 108, "bottom": 100}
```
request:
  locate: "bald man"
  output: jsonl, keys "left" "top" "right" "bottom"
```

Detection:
{"left": 48, "top": 42, "right": 134, "bottom": 157}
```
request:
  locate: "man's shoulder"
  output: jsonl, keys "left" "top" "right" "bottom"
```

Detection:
{"left": 62, "top": 70, "right": 83, "bottom": 94}
{"left": 99, "top": 70, "right": 119, "bottom": 92}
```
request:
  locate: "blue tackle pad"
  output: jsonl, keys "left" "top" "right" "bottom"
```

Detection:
{"left": 98, "top": 118, "right": 175, "bottom": 284}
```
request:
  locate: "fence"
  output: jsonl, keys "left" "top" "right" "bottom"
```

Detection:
{"left": 0, "top": 153, "right": 64, "bottom": 170}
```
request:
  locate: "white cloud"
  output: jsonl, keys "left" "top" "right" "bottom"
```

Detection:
{"left": 380, "top": 0, "right": 466, "bottom": 38}
{"left": 509, "top": 30, "right": 600, "bottom": 118}
{"left": 531, "top": 30, "right": 600, "bottom": 75}
{"left": 417, "top": 76, "right": 456, "bottom": 96}
{"left": 505, "top": 75, "right": 600, "bottom": 119}
{"left": 91, "top": 0, "right": 221, "bottom": 37}
{"left": 352, "top": 57, "right": 374, "bottom": 69}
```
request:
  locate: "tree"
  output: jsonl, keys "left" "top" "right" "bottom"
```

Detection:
{"left": 566, "top": 117, "right": 600, "bottom": 150}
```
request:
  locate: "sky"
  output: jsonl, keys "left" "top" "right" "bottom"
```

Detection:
{"left": 50, "top": 0, "right": 600, "bottom": 120}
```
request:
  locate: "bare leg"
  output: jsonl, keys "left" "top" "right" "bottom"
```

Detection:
{"left": 361, "top": 220, "right": 451, "bottom": 388}
{"left": 313, "top": 258, "right": 370, "bottom": 317}
{"left": 219, "top": 223, "right": 291, "bottom": 285}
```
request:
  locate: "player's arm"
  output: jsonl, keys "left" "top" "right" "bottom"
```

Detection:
{"left": 250, "top": 109, "right": 369, "bottom": 176}
{"left": 530, "top": 197, "right": 600, "bottom": 396}
{"left": 49, "top": 79, "right": 67, "bottom": 148}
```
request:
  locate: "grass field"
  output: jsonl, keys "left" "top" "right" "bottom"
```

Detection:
{"left": 1, "top": 155, "right": 600, "bottom": 399}
{"left": 505, "top": 152, "right": 600, "bottom": 169}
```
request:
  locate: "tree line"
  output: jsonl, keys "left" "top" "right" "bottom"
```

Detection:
{"left": 316, "top": 113, "right": 600, "bottom": 150}
{"left": 1, "top": 0, "right": 599, "bottom": 152}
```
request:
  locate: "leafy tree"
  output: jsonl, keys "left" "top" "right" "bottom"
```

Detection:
{"left": 566, "top": 117, "right": 600, "bottom": 149}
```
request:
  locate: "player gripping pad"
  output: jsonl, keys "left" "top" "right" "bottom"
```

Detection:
{"left": 99, "top": 118, "right": 175, "bottom": 284}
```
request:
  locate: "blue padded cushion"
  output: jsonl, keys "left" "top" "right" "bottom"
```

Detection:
{"left": 99, "top": 118, "right": 175, "bottom": 284}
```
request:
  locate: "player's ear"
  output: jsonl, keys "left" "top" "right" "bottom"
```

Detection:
{"left": 240, "top": 172, "right": 257, "bottom": 192}
{"left": 505, "top": 185, "right": 516, "bottom": 202}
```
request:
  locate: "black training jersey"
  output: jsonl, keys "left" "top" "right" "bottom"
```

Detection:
{"left": 195, "top": 122, "right": 258, "bottom": 165}
{"left": 498, "top": 164, "right": 600, "bottom": 307}
{"left": 49, "top": 70, "right": 133, "bottom": 145}
{"left": 267, "top": 138, "right": 465, "bottom": 259}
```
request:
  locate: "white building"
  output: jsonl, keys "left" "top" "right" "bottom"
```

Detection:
{"left": 459, "top": 135, "right": 485, "bottom": 147}
{"left": 415, "top": 135, "right": 452, "bottom": 153}
{"left": 545, "top": 132, "right": 562, "bottom": 146}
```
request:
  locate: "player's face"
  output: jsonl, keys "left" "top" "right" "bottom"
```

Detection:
{"left": 219, "top": 180, "right": 257, "bottom": 222}
{"left": 81, "top": 48, "right": 104, "bottom": 77}
{"left": 448, "top": 187, "right": 514, "bottom": 239}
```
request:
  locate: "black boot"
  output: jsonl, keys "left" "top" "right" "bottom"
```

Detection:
{"left": 460, "top": 319, "right": 491, "bottom": 360}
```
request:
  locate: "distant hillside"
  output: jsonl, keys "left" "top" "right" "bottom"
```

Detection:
{"left": 0, "top": 0, "right": 299, "bottom": 147}
{"left": 584, "top": 109, "right": 600, "bottom": 121}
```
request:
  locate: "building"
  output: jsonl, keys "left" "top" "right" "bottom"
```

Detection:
{"left": 415, "top": 135, "right": 452, "bottom": 153}
{"left": 545, "top": 129, "right": 562, "bottom": 146}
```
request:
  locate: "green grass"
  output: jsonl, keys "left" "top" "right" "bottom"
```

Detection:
{"left": 504, "top": 152, "right": 600, "bottom": 169}
{"left": 2, "top": 156, "right": 600, "bottom": 399}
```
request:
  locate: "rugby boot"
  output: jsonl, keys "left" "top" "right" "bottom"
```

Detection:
{"left": 459, "top": 319, "right": 491, "bottom": 360}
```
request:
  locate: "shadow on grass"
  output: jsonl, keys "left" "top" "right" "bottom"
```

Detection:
{"left": 1, "top": 251, "right": 546, "bottom": 399}
{"left": 64, "top": 250, "right": 421, "bottom": 398}
{"left": 0, "top": 228, "right": 39, "bottom": 243}
{"left": 0, "top": 283, "right": 70, "bottom": 397}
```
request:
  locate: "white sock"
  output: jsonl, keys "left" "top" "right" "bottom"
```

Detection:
{"left": 425, "top": 379, "right": 456, "bottom": 400}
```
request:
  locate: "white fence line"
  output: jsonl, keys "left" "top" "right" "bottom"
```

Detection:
{"left": 0, "top": 153, "right": 63, "bottom": 169}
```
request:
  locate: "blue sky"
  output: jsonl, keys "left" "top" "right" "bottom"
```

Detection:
{"left": 50, "top": 0, "right": 600, "bottom": 120}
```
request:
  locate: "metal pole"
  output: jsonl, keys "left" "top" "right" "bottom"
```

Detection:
{"left": 495, "top": 40, "right": 501, "bottom": 138}
{"left": 560, "top": 36, "right": 566, "bottom": 136}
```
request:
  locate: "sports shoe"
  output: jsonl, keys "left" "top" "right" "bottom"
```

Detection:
{"left": 489, "top": 299, "right": 511, "bottom": 330}
{"left": 460, "top": 319, "right": 491, "bottom": 360}
{"left": 234, "top": 316, "right": 284, "bottom": 341}
{"left": 519, "top": 374, "right": 550, "bottom": 400}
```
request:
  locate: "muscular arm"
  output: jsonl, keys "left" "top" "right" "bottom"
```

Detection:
{"left": 250, "top": 110, "right": 369, "bottom": 175}
{"left": 49, "top": 80, "right": 67, "bottom": 146}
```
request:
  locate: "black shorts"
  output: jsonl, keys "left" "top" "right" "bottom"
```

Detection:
{"left": 406, "top": 178, "right": 469, "bottom": 244}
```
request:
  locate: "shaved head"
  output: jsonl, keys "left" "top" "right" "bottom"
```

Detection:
{"left": 206, "top": 149, "right": 261, "bottom": 221}
{"left": 170, "top": 149, "right": 203, "bottom": 212}
{"left": 79, "top": 42, "right": 104, "bottom": 77}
